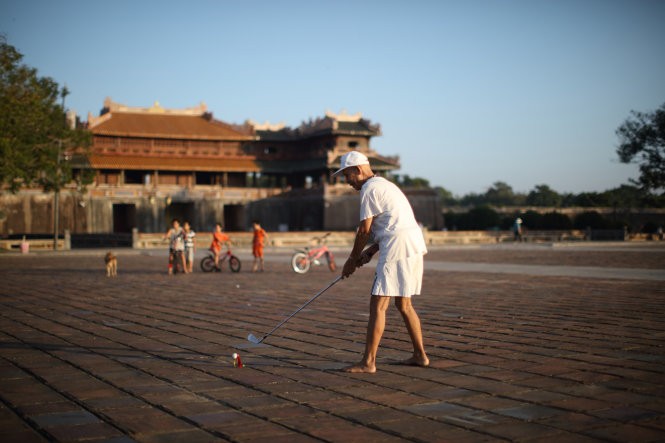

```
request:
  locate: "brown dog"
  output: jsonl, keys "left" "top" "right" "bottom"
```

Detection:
{"left": 104, "top": 252, "right": 117, "bottom": 277}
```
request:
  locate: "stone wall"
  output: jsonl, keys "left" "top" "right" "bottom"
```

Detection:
{"left": 1, "top": 184, "right": 442, "bottom": 235}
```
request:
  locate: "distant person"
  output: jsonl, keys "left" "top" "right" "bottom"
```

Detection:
{"left": 163, "top": 219, "right": 186, "bottom": 275}
{"left": 513, "top": 217, "right": 523, "bottom": 242}
{"left": 251, "top": 220, "right": 268, "bottom": 272}
{"left": 210, "top": 223, "right": 230, "bottom": 271}
{"left": 183, "top": 221, "right": 196, "bottom": 273}
{"left": 335, "top": 151, "right": 429, "bottom": 373}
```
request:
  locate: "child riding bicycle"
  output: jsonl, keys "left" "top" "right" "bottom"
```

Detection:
{"left": 210, "top": 223, "right": 231, "bottom": 271}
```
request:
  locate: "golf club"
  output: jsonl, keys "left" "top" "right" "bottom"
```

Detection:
{"left": 247, "top": 275, "right": 342, "bottom": 344}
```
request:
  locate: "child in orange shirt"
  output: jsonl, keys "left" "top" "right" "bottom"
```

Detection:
{"left": 251, "top": 220, "right": 268, "bottom": 272}
{"left": 210, "top": 223, "right": 230, "bottom": 271}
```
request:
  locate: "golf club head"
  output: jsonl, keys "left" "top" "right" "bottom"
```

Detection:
{"left": 247, "top": 333, "right": 262, "bottom": 344}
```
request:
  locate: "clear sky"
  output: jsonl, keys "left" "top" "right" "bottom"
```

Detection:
{"left": 2, "top": 0, "right": 664, "bottom": 196}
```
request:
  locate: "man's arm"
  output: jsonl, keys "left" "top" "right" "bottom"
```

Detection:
{"left": 357, "top": 242, "right": 379, "bottom": 267}
{"left": 342, "top": 217, "right": 373, "bottom": 278}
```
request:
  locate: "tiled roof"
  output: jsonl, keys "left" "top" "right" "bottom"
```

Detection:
{"left": 89, "top": 155, "right": 259, "bottom": 172}
{"left": 336, "top": 120, "right": 377, "bottom": 134}
{"left": 90, "top": 113, "right": 255, "bottom": 141}
{"left": 256, "top": 129, "right": 296, "bottom": 142}
{"left": 329, "top": 152, "right": 399, "bottom": 171}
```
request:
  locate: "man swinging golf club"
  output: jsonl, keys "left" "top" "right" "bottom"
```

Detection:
{"left": 335, "top": 151, "right": 430, "bottom": 373}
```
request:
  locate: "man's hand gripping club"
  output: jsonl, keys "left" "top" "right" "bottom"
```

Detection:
{"left": 342, "top": 217, "right": 377, "bottom": 279}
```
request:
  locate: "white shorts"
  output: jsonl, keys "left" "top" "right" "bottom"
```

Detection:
{"left": 372, "top": 254, "right": 424, "bottom": 297}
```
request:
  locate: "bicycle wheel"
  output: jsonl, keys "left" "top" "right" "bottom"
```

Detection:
{"left": 200, "top": 256, "right": 216, "bottom": 272}
{"left": 291, "top": 252, "right": 310, "bottom": 274}
{"left": 229, "top": 255, "right": 241, "bottom": 273}
{"left": 326, "top": 252, "right": 337, "bottom": 272}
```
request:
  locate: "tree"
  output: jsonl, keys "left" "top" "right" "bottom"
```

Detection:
{"left": 616, "top": 102, "right": 665, "bottom": 193}
{"left": 0, "top": 36, "right": 89, "bottom": 193}
{"left": 434, "top": 186, "right": 457, "bottom": 206}
{"left": 526, "top": 184, "right": 562, "bottom": 207}
{"left": 390, "top": 174, "right": 431, "bottom": 189}
{"left": 574, "top": 211, "right": 608, "bottom": 230}
{"left": 484, "top": 181, "right": 525, "bottom": 206}
{"left": 540, "top": 212, "right": 572, "bottom": 229}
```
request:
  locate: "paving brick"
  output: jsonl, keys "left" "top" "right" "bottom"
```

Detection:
{"left": 584, "top": 422, "right": 665, "bottom": 441}
{"left": 31, "top": 410, "right": 100, "bottom": 428}
{"left": 43, "top": 422, "right": 124, "bottom": 441}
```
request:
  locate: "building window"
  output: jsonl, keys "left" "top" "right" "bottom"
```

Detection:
{"left": 125, "top": 170, "right": 151, "bottom": 184}
{"left": 195, "top": 172, "right": 216, "bottom": 185}
{"left": 348, "top": 141, "right": 358, "bottom": 148}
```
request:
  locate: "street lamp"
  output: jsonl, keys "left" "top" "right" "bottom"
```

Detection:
{"left": 53, "top": 85, "right": 69, "bottom": 251}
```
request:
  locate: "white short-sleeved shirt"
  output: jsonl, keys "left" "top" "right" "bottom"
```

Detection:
{"left": 360, "top": 177, "right": 427, "bottom": 264}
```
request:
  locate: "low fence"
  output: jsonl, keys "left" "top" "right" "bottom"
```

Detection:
{"left": 426, "top": 230, "right": 589, "bottom": 245}
{"left": 70, "top": 233, "right": 133, "bottom": 249}
{"left": 132, "top": 230, "right": 356, "bottom": 250}
{"left": 134, "top": 229, "right": 635, "bottom": 249}
{"left": 0, "top": 234, "right": 68, "bottom": 252}
{"left": 3, "top": 229, "right": 656, "bottom": 253}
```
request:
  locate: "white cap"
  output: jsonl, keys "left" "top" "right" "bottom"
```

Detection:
{"left": 332, "top": 151, "right": 370, "bottom": 177}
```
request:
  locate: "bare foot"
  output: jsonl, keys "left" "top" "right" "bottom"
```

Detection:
{"left": 342, "top": 363, "right": 376, "bottom": 373}
{"left": 401, "top": 355, "right": 430, "bottom": 367}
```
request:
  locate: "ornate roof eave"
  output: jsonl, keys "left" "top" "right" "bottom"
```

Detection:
{"left": 327, "top": 151, "right": 400, "bottom": 171}
{"left": 91, "top": 130, "right": 256, "bottom": 142}
{"left": 87, "top": 154, "right": 260, "bottom": 172}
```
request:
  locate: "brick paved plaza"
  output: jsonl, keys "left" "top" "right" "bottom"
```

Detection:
{"left": 1, "top": 243, "right": 664, "bottom": 442}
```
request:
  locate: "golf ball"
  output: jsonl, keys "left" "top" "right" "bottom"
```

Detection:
{"left": 232, "top": 353, "right": 238, "bottom": 359}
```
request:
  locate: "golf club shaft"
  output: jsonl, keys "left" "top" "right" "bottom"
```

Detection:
{"left": 259, "top": 275, "right": 342, "bottom": 342}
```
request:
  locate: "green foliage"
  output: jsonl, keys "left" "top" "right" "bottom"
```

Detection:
{"left": 540, "top": 212, "right": 572, "bottom": 229}
{"left": 574, "top": 211, "right": 609, "bottom": 229}
{"left": 442, "top": 183, "right": 661, "bottom": 209}
{"left": 616, "top": 102, "right": 665, "bottom": 193}
{"left": 390, "top": 173, "right": 430, "bottom": 189}
{"left": 433, "top": 186, "right": 456, "bottom": 205}
{"left": 445, "top": 205, "right": 500, "bottom": 230}
{"left": 520, "top": 210, "right": 543, "bottom": 229}
{"left": 484, "top": 181, "right": 524, "bottom": 206}
{"left": 0, "top": 36, "right": 90, "bottom": 193}
{"left": 526, "top": 184, "right": 561, "bottom": 207}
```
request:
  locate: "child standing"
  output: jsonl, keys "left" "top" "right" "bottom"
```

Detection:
{"left": 183, "top": 221, "right": 196, "bottom": 273}
{"left": 163, "top": 219, "right": 186, "bottom": 275}
{"left": 251, "top": 220, "right": 268, "bottom": 272}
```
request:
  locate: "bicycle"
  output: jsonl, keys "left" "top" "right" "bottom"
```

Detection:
{"left": 200, "top": 248, "right": 242, "bottom": 273}
{"left": 291, "top": 233, "right": 337, "bottom": 274}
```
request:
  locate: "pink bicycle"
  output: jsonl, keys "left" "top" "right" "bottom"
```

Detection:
{"left": 291, "top": 233, "right": 337, "bottom": 274}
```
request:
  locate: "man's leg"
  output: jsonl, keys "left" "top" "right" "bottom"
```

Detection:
{"left": 395, "top": 297, "right": 430, "bottom": 367}
{"left": 343, "top": 295, "right": 390, "bottom": 373}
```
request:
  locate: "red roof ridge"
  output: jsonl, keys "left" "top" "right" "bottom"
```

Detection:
{"left": 88, "top": 97, "right": 209, "bottom": 128}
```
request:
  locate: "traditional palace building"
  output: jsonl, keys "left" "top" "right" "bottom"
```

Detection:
{"left": 1, "top": 98, "right": 441, "bottom": 236}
